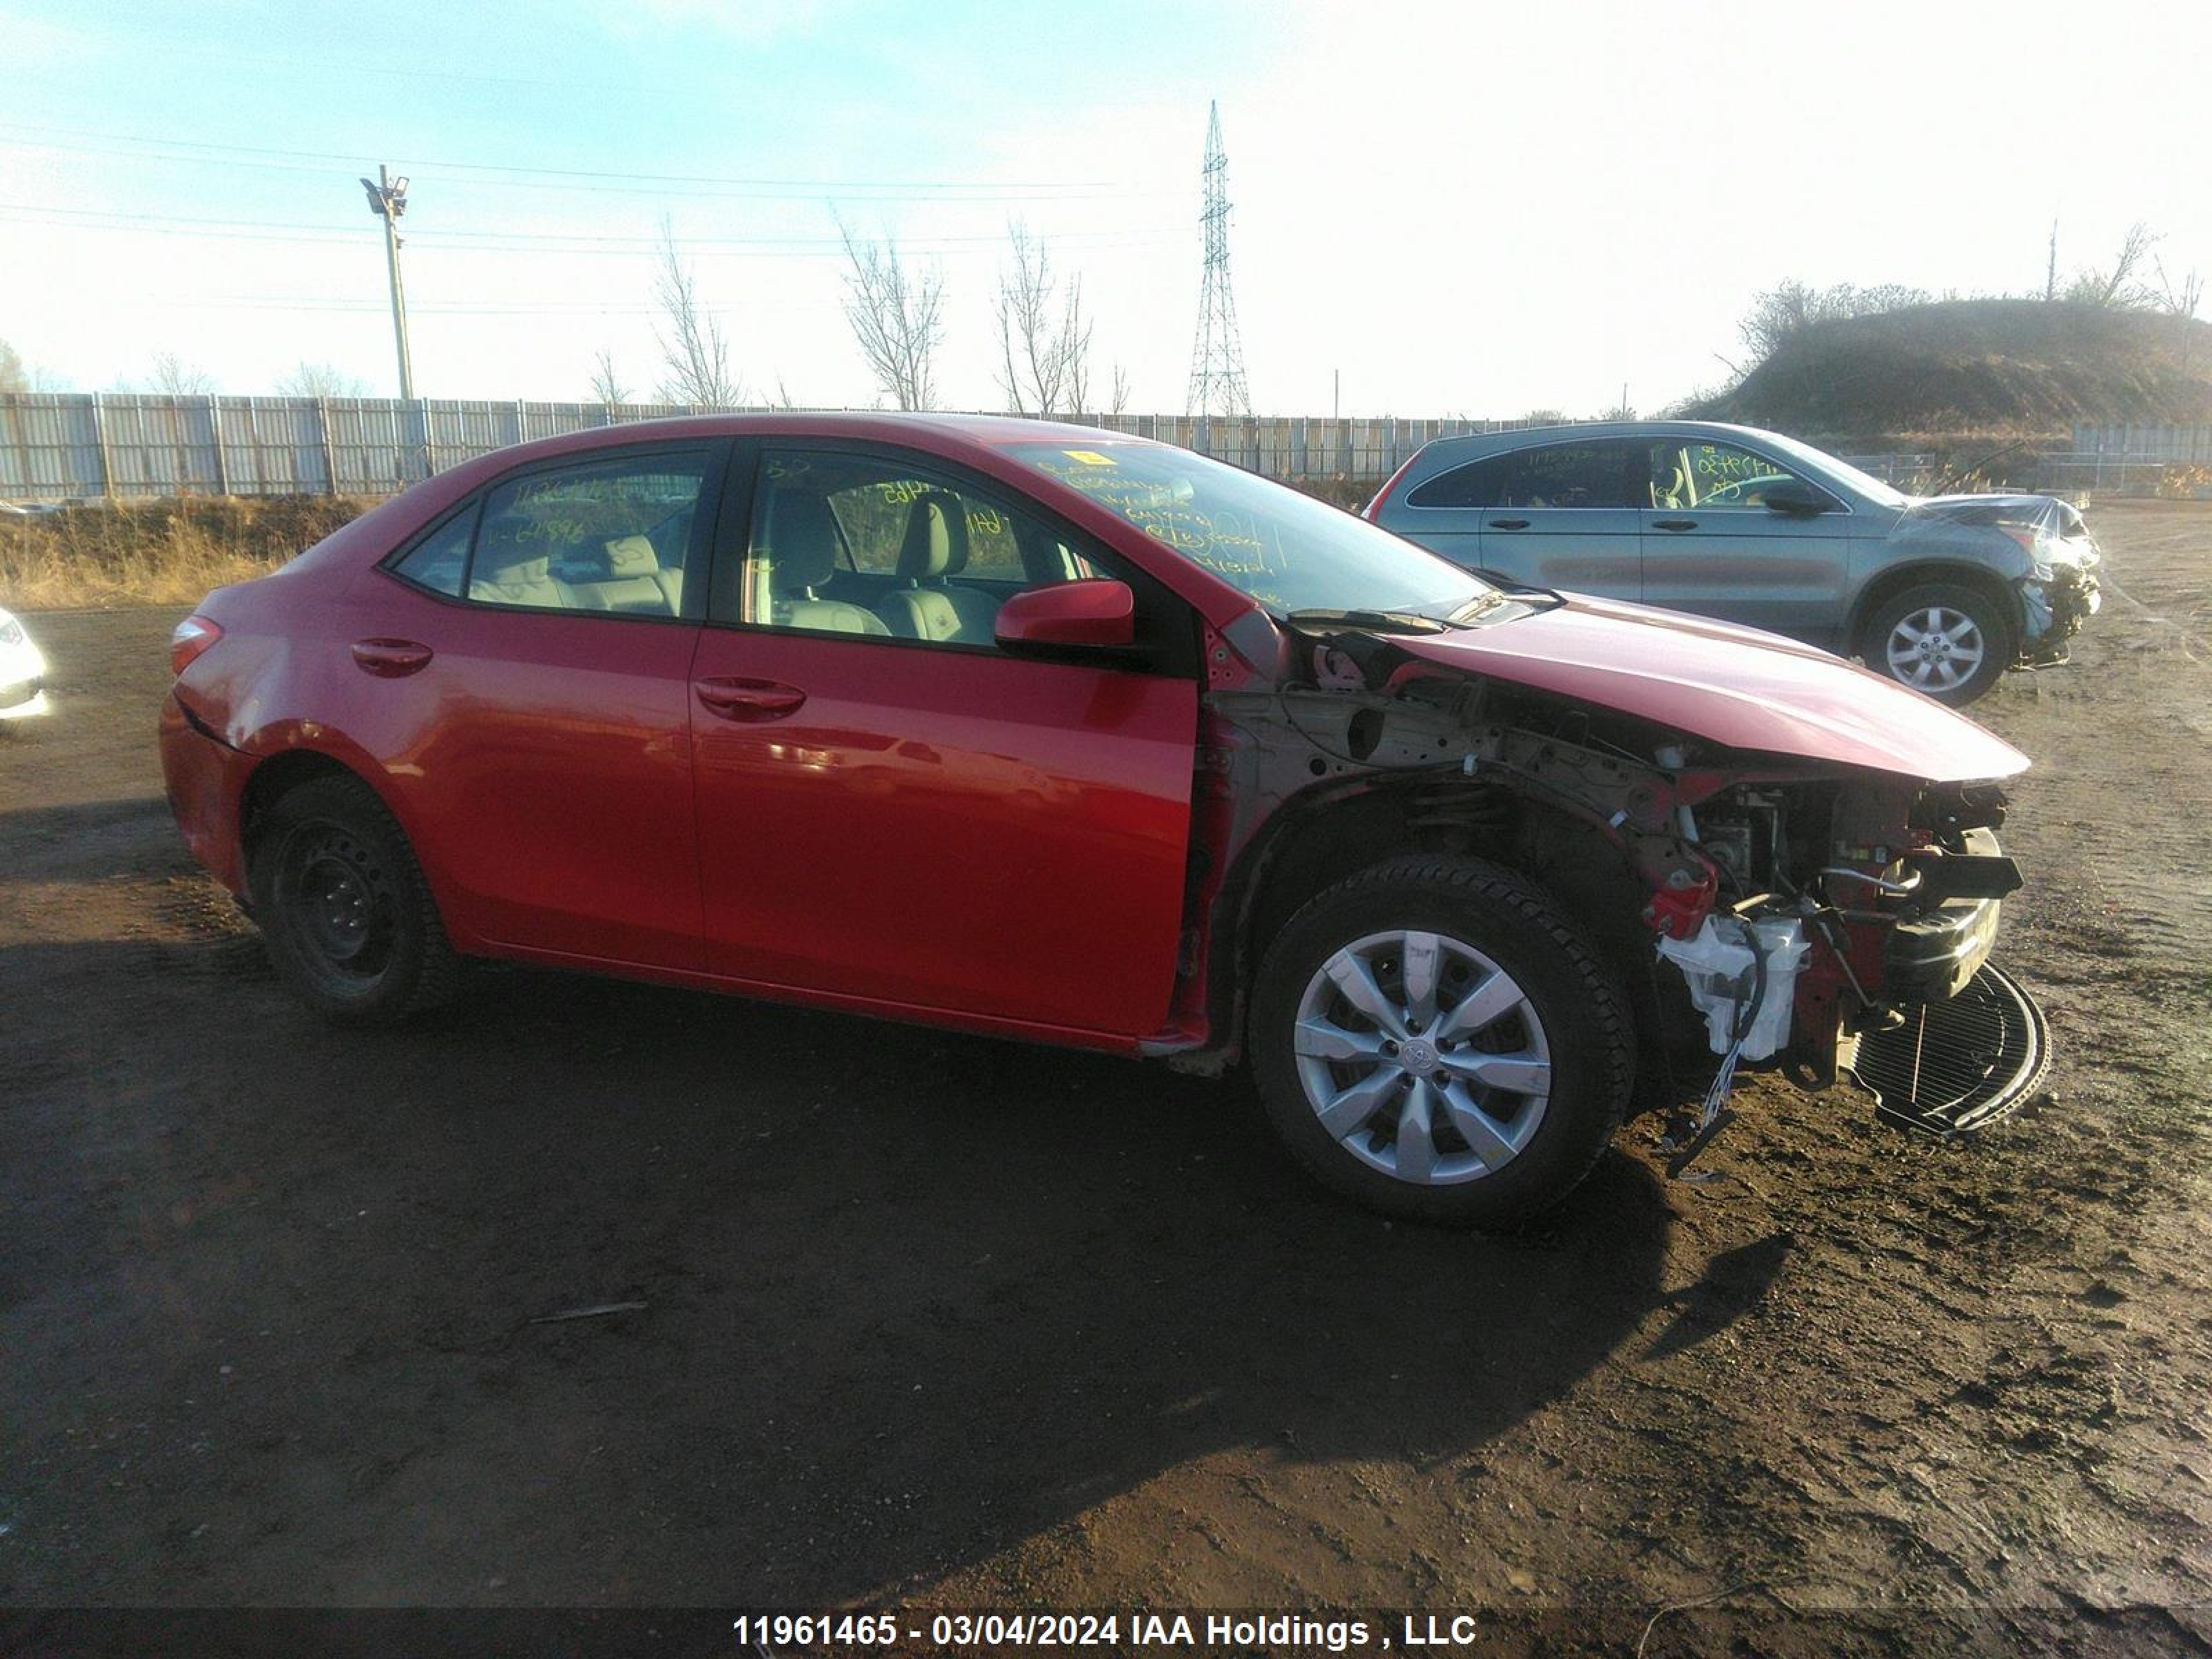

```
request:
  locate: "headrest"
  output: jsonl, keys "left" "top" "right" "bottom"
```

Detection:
{"left": 603, "top": 534, "right": 659, "bottom": 577}
{"left": 762, "top": 492, "right": 840, "bottom": 594}
{"left": 895, "top": 491, "right": 971, "bottom": 582}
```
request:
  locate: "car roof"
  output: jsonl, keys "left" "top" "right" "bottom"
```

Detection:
{"left": 453, "top": 409, "right": 1160, "bottom": 474}
{"left": 1404, "top": 419, "right": 1797, "bottom": 464}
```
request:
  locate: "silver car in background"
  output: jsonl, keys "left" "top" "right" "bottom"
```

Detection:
{"left": 1366, "top": 420, "right": 2102, "bottom": 704}
{"left": 0, "top": 606, "right": 49, "bottom": 724}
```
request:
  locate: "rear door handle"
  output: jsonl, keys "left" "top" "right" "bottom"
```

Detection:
{"left": 1652, "top": 518, "right": 1699, "bottom": 532}
{"left": 1487, "top": 518, "right": 1530, "bottom": 531}
{"left": 350, "top": 638, "right": 433, "bottom": 677}
{"left": 693, "top": 677, "right": 807, "bottom": 721}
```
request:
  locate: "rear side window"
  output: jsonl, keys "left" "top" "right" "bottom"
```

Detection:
{"left": 388, "top": 505, "right": 476, "bottom": 597}
{"left": 1406, "top": 440, "right": 1642, "bottom": 510}
{"left": 1406, "top": 453, "right": 1510, "bottom": 509}
{"left": 382, "top": 449, "right": 711, "bottom": 616}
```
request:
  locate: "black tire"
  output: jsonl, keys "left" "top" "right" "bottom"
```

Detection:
{"left": 1859, "top": 581, "right": 2014, "bottom": 705}
{"left": 1250, "top": 855, "right": 1633, "bottom": 1229}
{"left": 247, "top": 774, "right": 460, "bottom": 1024}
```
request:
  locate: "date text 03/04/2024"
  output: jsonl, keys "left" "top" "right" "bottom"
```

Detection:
{"left": 733, "top": 1612, "right": 1535, "bottom": 1649}
{"left": 732, "top": 1612, "right": 1389, "bottom": 1649}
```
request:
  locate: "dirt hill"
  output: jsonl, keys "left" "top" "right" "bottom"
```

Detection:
{"left": 1688, "top": 298, "right": 2212, "bottom": 444}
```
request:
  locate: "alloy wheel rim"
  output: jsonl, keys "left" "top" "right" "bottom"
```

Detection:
{"left": 1886, "top": 606, "right": 1985, "bottom": 691}
{"left": 1292, "top": 929, "right": 1551, "bottom": 1186}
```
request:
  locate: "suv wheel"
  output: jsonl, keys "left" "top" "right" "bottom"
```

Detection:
{"left": 1862, "top": 581, "right": 2012, "bottom": 704}
{"left": 1250, "top": 856, "right": 1632, "bottom": 1228}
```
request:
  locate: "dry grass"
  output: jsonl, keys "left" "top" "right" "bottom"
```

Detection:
{"left": 0, "top": 496, "right": 371, "bottom": 610}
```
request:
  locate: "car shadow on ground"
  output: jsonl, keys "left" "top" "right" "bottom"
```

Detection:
{"left": 6, "top": 905, "right": 1687, "bottom": 1604}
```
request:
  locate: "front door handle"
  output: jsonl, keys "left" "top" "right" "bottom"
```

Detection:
{"left": 350, "top": 638, "right": 433, "bottom": 677}
{"left": 694, "top": 677, "right": 807, "bottom": 722}
{"left": 1487, "top": 518, "right": 1530, "bottom": 531}
{"left": 1651, "top": 518, "right": 1699, "bottom": 532}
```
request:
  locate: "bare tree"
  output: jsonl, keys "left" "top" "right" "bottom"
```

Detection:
{"left": 1108, "top": 363, "right": 1132, "bottom": 417}
{"left": 770, "top": 375, "right": 802, "bottom": 411}
{"left": 589, "top": 348, "right": 630, "bottom": 406}
{"left": 837, "top": 221, "right": 945, "bottom": 411}
{"left": 277, "top": 361, "right": 368, "bottom": 397}
{"left": 1736, "top": 281, "right": 1931, "bottom": 365}
{"left": 2154, "top": 257, "right": 2204, "bottom": 321}
{"left": 0, "top": 337, "right": 24, "bottom": 393}
{"left": 150, "top": 353, "right": 214, "bottom": 395}
{"left": 993, "top": 221, "right": 1093, "bottom": 417}
{"left": 2065, "top": 221, "right": 2161, "bottom": 308}
{"left": 652, "top": 218, "right": 740, "bottom": 407}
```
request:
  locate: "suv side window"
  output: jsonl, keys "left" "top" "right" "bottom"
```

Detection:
{"left": 1405, "top": 453, "right": 1511, "bottom": 509}
{"left": 1649, "top": 439, "right": 1814, "bottom": 511}
{"left": 743, "top": 449, "right": 1095, "bottom": 648}
{"left": 460, "top": 451, "right": 711, "bottom": 614}
{"left": 1499, "top": 440, "right": 1642, "bottom": 509}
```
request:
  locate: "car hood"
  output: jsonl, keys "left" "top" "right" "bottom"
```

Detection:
{"left": 1391, "top": 594, "right": 2028, "bottom": 782}
{"left": 1897, "top": 492, "right": 2099, "bottom": 563}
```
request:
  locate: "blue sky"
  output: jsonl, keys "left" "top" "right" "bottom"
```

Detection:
{"left": 4, "top": 0, "right": 2208, "bottom": 414}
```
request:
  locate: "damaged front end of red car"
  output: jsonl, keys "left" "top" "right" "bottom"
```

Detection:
{"left": 1171, "top": 596, "right": 2048, "bottom": 1161}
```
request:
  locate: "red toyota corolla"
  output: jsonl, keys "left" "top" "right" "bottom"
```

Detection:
{"left": 162, "top": 414, "right": 2048, "bottom": 1226}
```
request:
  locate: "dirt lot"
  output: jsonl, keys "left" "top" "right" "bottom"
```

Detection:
{"left": 3, "top": 503, "right": 2209, "bottom": 1647}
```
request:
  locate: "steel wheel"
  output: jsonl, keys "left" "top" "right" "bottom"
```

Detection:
{"left": 1291, "top": 928, "right": 1552, "bottom": 1186}
{"left": 1884, "top": 604, "right": 1986, "bottom": 693}
{"left": 274, "top": 823, "right": 400, "bottom": 991}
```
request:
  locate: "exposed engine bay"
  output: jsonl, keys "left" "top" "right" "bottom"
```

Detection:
{"left": 1183, "top": 620, "right": 2052, "bottom": 1159}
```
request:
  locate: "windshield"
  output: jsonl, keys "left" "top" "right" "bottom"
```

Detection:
{"left": 1005, "top": 442, "right": 1497, "bottom": 619}
{"left": 1757, "top": 430, "right": 1913, "bottom": 509}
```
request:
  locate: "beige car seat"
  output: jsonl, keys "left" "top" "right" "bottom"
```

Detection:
{"left": 759, "top": 492, "right": 888, "bottom": 635}
{"left": 577, "top": 534, "right": 682, "bottom": 614}
{"left": 877, "top": 492, "right": 1000, "bottom": 644}
{"left": 469, "top": 513, "right": 581, "bottom": 609}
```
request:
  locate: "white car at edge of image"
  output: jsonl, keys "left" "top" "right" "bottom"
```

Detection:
{"left": 0, "top": 606, "right": 50, "bottom": 723}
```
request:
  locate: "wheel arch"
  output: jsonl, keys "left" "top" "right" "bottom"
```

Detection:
{"left": 1847, "top": 561, "right": 2023, "bottom": 657}
{"left": 1197, "top": 774, "right": 1647, "bottom": 1071}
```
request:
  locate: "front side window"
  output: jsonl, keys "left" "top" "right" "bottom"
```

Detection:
{"left": 460, "top": 451, "right": 709, "bottom": 614}
{"left": 743, "top": 450, "right": 1091, "bottom": 647}
{"left": 1649, "top": 440, "right": 1812, "bottom": 511}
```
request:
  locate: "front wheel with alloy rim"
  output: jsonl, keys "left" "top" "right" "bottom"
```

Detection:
{"left": 1250, "top": 856, "right": 1633, "bottom": 1228}
{"left": 249, "top": 774, "right": 460, "bottom": 1024}
{"left": 1862, "top": 581, "right": 2012, "bottom": 704}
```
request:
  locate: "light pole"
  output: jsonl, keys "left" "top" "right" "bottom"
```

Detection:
{"left": 359, "top": 165, "right": 415, "bottom": 400}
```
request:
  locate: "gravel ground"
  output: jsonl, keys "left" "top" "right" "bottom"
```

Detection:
{"left": 2, "top": 503, "right": 2207, "bottom": 1651}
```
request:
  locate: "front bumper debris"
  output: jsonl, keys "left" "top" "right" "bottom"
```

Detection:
{"left": 1850, "top": 961, "right": 2050, "bottom": 1135}
{"left": 2018, "top": 565, "right": 2102, "bottom": 666}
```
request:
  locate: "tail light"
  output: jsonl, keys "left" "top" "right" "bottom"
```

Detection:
{"left": 170, "top": 615, "right": 224, "bottom": 676}
{"left": 1363, "top": 455, "right": 1420, "bottom": 520}
{"left": 1999, "top": 525, "right": 2043, "bottom": 559}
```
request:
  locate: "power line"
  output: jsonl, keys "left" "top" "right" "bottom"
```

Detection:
{"left": 0, "top": 201, "right": 1185, "bottom": 254}
{"left": 0, "top": 122, "right": 1161, "bottom": 200}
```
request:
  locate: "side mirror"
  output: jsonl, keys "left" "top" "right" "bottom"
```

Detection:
{"left": 995, "top": 579, "right": 1137, "bottom": 651}
{"left": 1763, "top": 481, "right": 1830, "bottom": 516}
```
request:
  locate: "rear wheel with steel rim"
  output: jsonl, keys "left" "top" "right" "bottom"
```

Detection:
{"left": 1251, "top": 856, "right": 1632, "bottom": 1228}
{"left": 250, "top": 774, "right": 460, "bottom": 1024}
{"left": 1862, "top": 581, "right": 2011, "bottom": 705}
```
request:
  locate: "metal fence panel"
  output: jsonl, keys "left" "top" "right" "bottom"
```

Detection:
{"left": 0, "top": 393, "right": 1601, "bottom": 503}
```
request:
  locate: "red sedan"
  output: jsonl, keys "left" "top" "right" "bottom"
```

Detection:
{"left": 162, "top": 414, "right": 2045, "bottom": 1226}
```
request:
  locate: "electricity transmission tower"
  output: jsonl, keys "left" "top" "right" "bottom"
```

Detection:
{"left": 1185, "top": 100, "right": 1253, "bottom": 422}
